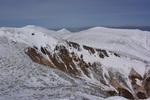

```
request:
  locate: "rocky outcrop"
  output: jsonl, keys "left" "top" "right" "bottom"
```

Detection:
{"left": 83, "top": 45, "right": 95, "bottom": 54}
{"left": 26, "top": 44, "right": 90, "bottom": 77}
{"left": 143, "top": 70, "right": 150, "bottom": 97}
{"left": 25, "top": 48, "right": 54, "bottom": 68}
{"left": 129, "top": 68, "right": 147, "bottom": 99}
{"left": 110, "top": 77, "right": 134, "bottom": 99}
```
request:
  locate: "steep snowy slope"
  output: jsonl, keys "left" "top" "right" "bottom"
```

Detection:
{"left": 0, "top": 25, "right": 150, "bottom": 99}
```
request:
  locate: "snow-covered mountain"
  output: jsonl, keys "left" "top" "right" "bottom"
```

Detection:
{"left": 0, "top": 25, "right": 150, "bottom": 100}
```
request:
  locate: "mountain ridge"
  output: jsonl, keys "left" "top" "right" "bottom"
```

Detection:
{"left": 0, "top": 25, "right": 150, "bottom": 99}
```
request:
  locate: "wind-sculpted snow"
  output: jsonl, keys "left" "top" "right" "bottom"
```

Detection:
{"left": 0, "top": 25, "right": 150, "bottom": 99}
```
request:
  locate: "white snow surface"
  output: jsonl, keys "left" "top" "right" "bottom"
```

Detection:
{"left": 57, "top": 28, "right": 71, "bottom": 34}
{"left": 0, "top": 36, "right": 109, "bottom": 100}
{"left": 65, "top": 27, "right": 150, "bottom": 62}
{"left": 0, "top": 25, "right": 60, "bottom": 51}
{"left": 0, "top": 25, "right": 150, "bottom": 100}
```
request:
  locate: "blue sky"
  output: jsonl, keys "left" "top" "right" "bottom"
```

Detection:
{"left": 0, "top": 0, "right": 150, "bottom": 28}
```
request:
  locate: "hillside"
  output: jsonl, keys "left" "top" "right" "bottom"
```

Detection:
{"left": 0, "top": 25, "right": 150, "bottom": 100}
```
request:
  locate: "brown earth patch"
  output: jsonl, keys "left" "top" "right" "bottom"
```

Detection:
{"left": 136, "top": 92, "right": 147, "bottom": 99}
{"left": 78, "top": 61, "right": 90, "bottom": 77}
{"left": 105, "top": 90, "right": 117, "bottom": 96}
{"left": 59, "top": 53, "right": 78, "bottom": 75}
{"left": 110, "top": 77, "right": 134, "bottom": 99}
{"left": 143, "top": 71, "right": 150, "bottom": 97}
{"left": 25, "top": 48, "right": 54, "bottom": 68}
{"left": 83, "top": 45, "right": 95, "bottom": 54}
{"left": 69, "top": 42, "right": 81, "bottom": 51}
{"left": 129, "top": 68, "right": 143, "bottom": 82}
{"left": 129, "top": 68, "right": 147, "bottom": 99}
{"left": 41, "top": 47, "right": 46, "bottom": 55}
{"left": 118, "top": 88, "right": 134, "bottom": 100}
{"left": 48, "top": 53, "right": 68, "bottom": 73}
{"left": 96, "top": 49, "right": 109, "bottom": 58}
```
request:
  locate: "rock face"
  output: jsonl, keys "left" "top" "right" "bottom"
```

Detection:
{"left": 26, "top": 41, "right": 111, "bottom": 78}
{"left": 26, "top": 48, "right": 54, "bottom": 68}
{"left": 25, "top": 40, "right": 149, "bottom": 99}
{"left": 143, "top": 70, "right": 150, "bottom": 97}
{"left": 129, "top": 68, "right": 147, "bottom": 99}
{"left": 110, "top": 77, "right": 134, "bottom": 99}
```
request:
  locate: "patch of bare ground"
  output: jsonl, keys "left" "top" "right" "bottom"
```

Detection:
{"left": 105, "top": 90, "right": 118, "bottom": 96}
{"left": 25, "top": 48, "right": 54, "bottom": 68}
{"left": 83, "top": 45, "right": 95, "bottom": 54}
{"left": 96, "top": 49, "right": 109, "bottom": 58}
{"left": 129, "top": 68, "right": 147, "bottom": 99}
{"left": 110, "top": 77, "right": 134, "bottom": 99}
{"left": 143, "top": 70, "right": 150, "bottom": 97}
{"left": 69, "top": 41, "right": 81, "bottom": 51}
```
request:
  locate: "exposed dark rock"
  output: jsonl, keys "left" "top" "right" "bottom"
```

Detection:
{"left": 69, "top": 42, "right": 81, "bottom": 51}
{"left": 96, "top": 49, "right": 109, "bottom": 57}
{"left": 105, "top": 90, "right": 118, "bottom": 96}
{"left": 83, "top": 45, "right": 95, "bottom": 54}
{"left": 129, "top": 68, "right": 147, "bottom": 99}
{"left": 41, "top": 47, "right": 46, "bottom": 55}
{"left": 25, "top": 48, "right": 54, "bottom": 68}
{"left": 143, "top": 71, "right": 150, "bottom": 97}
{"left": 110, "top": 77, "right": 134, "bottom": 99}
{"left": 55, "top": 45, "right": 68, "bottom": 55}
{"left": 114, "top": 53, "right": 120, "bottom": 57}
{"left": 99, "top": 53, "right": 104, "bottom": 58}
{"left": 78, "top": 61, "right": 90, "bottom": 77}
{"left": 31, "top": 33, "right": 35, "bottom": 35}
{"left": 33, "top": 46, "right": 38, "bottom": 49}
{"left": 144, "top": 80, "right": 150, "bottom": 96}
{"left": 129, "top": 68, "right": 143, "bottom": 81}
{"left": 146, "top": 77, "right": 150, "bottom": 82}
{"left": 118, "top": 88, "right": 134, "bottom": 100}
{"left": 59, "top": 52, "right": 78, "bottom": 75}
{"left": 136, "top": 92, "right": 147, "bottom": 99}
{"left": 80, "top": 54, "right": 83, "bottom": 59}
{"left": 47, "top": 53, "right": 67, "bottom": 73}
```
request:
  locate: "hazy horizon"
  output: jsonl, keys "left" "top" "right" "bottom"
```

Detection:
{"left": 49, "top": 26, "right": 150, "bottom": 32}
{"left": 0, "top": 0, "right": 150, "bottom": 28}
{"left": 1, "top": 25, "right": 150, "bottom": 32}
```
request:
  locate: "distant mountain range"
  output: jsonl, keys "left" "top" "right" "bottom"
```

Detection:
{"left": 50, "top": 26, "right": 150, "bottom": 32}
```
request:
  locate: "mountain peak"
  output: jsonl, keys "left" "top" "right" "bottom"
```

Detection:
{"left": 57, "top": 28, "right": 71, "bottom": 33}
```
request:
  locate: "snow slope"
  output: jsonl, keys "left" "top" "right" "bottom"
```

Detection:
{"left": 65, "top": 27, "right": 150, "bottom": 62}
{"left": 0, "top": 26, "right": 60, "bottom": 50}
{"left": 0, "top": 25, "right": 150, "bottom": 99}
{"left": 0, "top": 35, "right": 109, "bottom": 100}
